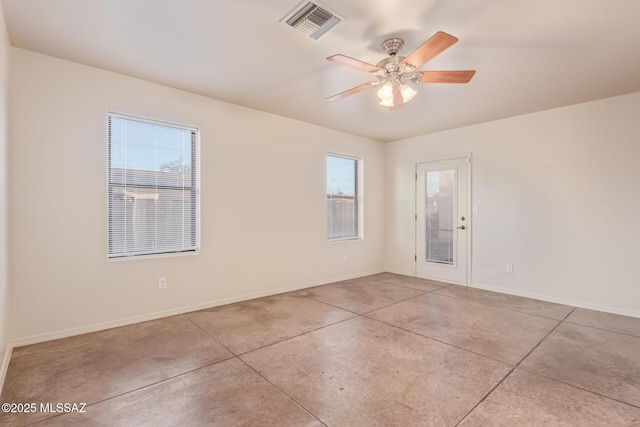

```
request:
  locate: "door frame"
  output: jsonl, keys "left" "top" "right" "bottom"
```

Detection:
{"left": 414, "top": 154, "right": 472, "bottom": 285}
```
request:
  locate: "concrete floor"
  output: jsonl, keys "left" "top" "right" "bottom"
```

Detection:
{"left": 1, "top": 273, "right": 639, "bottom": 426}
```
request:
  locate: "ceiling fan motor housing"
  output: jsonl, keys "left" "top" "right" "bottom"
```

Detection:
{"left": 381, "top": 38, "right": 404, "bottom": 56}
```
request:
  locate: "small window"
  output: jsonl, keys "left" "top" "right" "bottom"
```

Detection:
{"left": 327, "top": 153, "right": 361, "bottom": 240}
{"left": 108, "top": 113, "right": 199, "bottom": 258}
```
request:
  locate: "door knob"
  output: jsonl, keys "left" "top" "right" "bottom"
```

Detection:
{"left": 457, "top": 225, "right": 466, "bottom": 230}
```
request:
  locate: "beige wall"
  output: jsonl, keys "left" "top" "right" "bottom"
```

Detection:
{"left": 0, "top": 1, "right": 11, "bottom": 386}
{"left": 385, "top": 92, "right": 640, "bottom": 316}
{"left": 9, "top": 48, "right": 385, "bottom": 344}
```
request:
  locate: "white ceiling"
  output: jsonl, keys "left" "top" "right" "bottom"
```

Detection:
{"left": 2, "top": 0, "right": 639, "bottom": 141}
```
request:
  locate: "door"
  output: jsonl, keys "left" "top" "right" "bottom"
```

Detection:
{"left": 416, "top": 157, "right": 469, "bottom": 284}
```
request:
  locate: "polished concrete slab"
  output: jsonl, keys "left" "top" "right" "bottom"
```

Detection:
{"left": 0, "top": 315, "right": 232, "bottom": 426}
{"left": 461, "top": 369, "right": 640, "bottom": 426}
{"left": 434, "top": 284, "right": 574, "bottom": 320}
{"left": 367, "top": 272, "right": 448, "bottom": 292}
{"left": 186, "top": 292, "right": 355, "bottom": 354}
{"left": 520, "top": 322, "right": 640, "bottom": 407}
{"left": 242, "top": 316, "right": 511, "bottom": 426}
{"left": 367, "top": 293, "right": 559, "bottom": 364}
{"left": 566, "top": 307, "right": 640, "bottom": 337}
{"left": 36, "top": 358, "right": 323, "bottom": 427}
{"left": 1, "top": 272, "right": 638, "bottom": 426}
{"left": 295, "top": 278, "right": 424, "bottom": 314}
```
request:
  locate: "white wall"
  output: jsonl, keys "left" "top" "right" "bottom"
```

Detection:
{"left": 9, "top": 48, "right": 385, "bottom": 344}
{"left": 0, "top": 1, "right": 11, "bottom": 388}
{"left": 386, "top": 92, "right": 640, "bottom": 317}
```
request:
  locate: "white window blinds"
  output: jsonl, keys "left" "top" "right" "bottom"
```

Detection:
{"left": 108, "top": 113, "right": 198, "bottom": 258}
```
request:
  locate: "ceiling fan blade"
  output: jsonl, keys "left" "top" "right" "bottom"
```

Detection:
{"left": 419, "top": 70, "right": 476, "bottom": 83}
{"left": 401, "top": 31, "right": 459, "bottom": 69}
{"left": 389, "top": 88, "right": 404, "bottom": 110}
{"left": 327, "top": 54, "right": 383, "bottom": 73}
{"left": 325, "top": 83, "right": 375, "bottom": 102}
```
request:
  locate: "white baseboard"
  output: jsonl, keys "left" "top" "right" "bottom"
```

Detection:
{"left": 468, "top": 282, "right": 640, "bottom": 319}
{"left": 384, "top": 268, "right": 415, "bottom": 277}
{"left": 0, "top": 345, "right": 12, "bottom": 395}
{"left": 11, "top": 269, "right": 384, "bottom": 348}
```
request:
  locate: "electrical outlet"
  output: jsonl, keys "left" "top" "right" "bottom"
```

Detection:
{"left": 473, "top": 205, "right": 479, "bottom": 214}
{"left": 342, "top": 255, "right": 348, "bottom": 263}
{"left": 506, "top": 264, "right": 513, "bottom": 274}
{"left": 158, "top": 277, "right": 168, "bottom": 290}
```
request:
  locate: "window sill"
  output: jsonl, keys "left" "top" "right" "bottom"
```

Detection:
{"left": 108, "top": 249, "right": 200, "bottom": 262}
{"left": 327, "top": 237, "right": 363, "bottom": 243}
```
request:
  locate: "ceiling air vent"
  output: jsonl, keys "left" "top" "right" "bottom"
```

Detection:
{"left": 281, "top": 1, "right": 342, "bottom": 40}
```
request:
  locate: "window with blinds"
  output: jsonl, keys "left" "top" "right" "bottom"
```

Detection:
{"left": 108, "top": 113, "right": 199, "bottom": 258}
{"left": 327, "top": 153, "right": 361, "bottom": 241}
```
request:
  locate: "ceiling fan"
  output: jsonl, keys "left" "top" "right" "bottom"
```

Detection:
{"left": 325, "top": 31, "right": 475, "bottom": 109}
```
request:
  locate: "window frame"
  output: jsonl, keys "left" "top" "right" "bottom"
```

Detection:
{"left": 326, "top": 152, "right": 363, "bottom": 242}
{"left": 107, "top": 112, "right": 201, "bottom": 260}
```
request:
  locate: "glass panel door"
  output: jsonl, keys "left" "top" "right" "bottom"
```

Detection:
{"left": 416, "top": 157, "right": 469, "bottom": 284}
{"left": 425, "top": 169, "right": 456, "bottom": 265}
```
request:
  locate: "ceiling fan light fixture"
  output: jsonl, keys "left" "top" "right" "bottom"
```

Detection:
{"left": 377, "top": 82, "right": 417, "bottom": 107}
{"left": 377, "top": 82, "right": 393, "bottom": 102}
{"left": 401, "top": 84, "right": 417, "bottom": 103}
